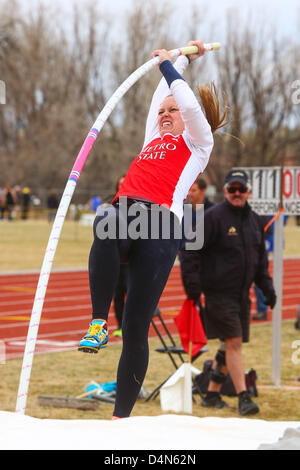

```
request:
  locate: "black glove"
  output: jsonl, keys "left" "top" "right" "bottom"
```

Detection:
{"left": 186, "top": 284, "right": 201, "bottom": 302}
{"left": 264, "top": 289, "right": 277, "bottom": 309}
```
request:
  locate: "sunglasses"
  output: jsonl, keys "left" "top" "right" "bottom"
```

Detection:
{"left": 227, "top": 185, "right": 248, "bottom": 194}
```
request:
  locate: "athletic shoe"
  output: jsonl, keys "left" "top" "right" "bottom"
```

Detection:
{"left": 238, "top": 391, "right": 259, "bottom": 416}
{"left": 201, "top": 393, "right": 229, "bottom": 409}
{"left": 78, "top": 320, "right": 108, "bottom": 353}
{"left": 253, "top": 311, "right": 267, "bottom": 321}
{"left": 112, "top": 328, "right": 122, "bottom": 338}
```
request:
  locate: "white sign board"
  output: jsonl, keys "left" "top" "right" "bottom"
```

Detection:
{"left": 238, "top": 167, "right": 300, "bottom": 215}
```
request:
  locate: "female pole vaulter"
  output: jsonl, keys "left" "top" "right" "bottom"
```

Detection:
{"left": 78, "top": 40, "right": 228, "bottom": 418}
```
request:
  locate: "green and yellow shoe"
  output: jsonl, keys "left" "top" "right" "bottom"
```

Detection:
{"left": 112, "top": 328, "right": 122, "bottom": 338}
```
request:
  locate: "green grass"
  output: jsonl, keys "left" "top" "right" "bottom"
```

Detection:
{"left": 0, "top": 217, "right": 299, "bottom": 422}
{"left": 1, "top": 321, "right": 300, "bottom": 421}
{"left": 283, "top": 225, "right": 300, "bottom": 257}
{"left": 0, "top": 219, "right": 93, "bottom": 272}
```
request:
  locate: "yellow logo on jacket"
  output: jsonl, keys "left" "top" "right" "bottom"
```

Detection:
{"left": 228, "top": 226, "right": 238, "bottom": 236}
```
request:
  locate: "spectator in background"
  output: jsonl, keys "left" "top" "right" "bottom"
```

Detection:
{"left": 13, "top": 185, "right": 22, "bottom": 217}
{"left": 181, "top": 169, "right": 276, "bottom": 416}
{"left": 0, "top": 184, "right": 16, "bottom": 220}
{"left": 180, "top": 176, "right": 215, "bottom": 253}
{"left": 47, "top": 189, "right": 59, "bottom": 222}
{"left": 253, "top": 284, "right": 268, "bottom": 321}
{"left": 114, "top": 174, "right": 126, "bottom": 195}
{"left": 179, "top": 177, "right": 215, "bottom": 318}
{"left": 252, "top": 215, "right": 272, "bottom": 321}
{"left": 88, "top": 195, "right": 102, "bottom": 212}
{"left": 187, "top": 176, "right": 215, "bottom": 213}
{"left": 295, "top": 302, "right": 300, "bottom": 330}
{"left": 253, "top": 213, "right": 289, "bottom": 320}
{"left": 21, "top": 187, "right": 31, "bottom": 220}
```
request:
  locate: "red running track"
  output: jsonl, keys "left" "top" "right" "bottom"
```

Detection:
{"left": 0, "top": 259, "right": 299, "bottom": 360}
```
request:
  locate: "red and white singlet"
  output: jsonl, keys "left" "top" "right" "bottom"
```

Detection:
{"left": 114, "top": 56, "right": 213, "bottom": 222}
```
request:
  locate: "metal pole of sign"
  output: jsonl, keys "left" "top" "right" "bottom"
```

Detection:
{"left": 271, "top": 166, "right": 284, "bottom": 387}
{"left": 271, "top": 211, "right": 284, "bottom": 386}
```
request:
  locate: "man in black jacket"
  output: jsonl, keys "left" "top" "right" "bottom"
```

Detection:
{"left": 181, "top": 169, "right": 276, "bottom": 416}
{"left": 179, "top": 177, "right": 214, "bottom": 320}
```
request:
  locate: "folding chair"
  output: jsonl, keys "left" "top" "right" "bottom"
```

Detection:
{"left": 146, "top": 306, "right": 208, "bottom": 402}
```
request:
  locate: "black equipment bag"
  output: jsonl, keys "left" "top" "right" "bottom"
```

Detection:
{"left": 194, "top": 359, "right": 258, "bottom": 397}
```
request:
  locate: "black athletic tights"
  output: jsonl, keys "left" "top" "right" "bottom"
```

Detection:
{"left": 88, "top": 203, "right": 180, "bottom": 417}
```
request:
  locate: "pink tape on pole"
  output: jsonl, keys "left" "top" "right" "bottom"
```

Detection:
{"left": 70, "top": 128, "right": 99, "bottom": 179}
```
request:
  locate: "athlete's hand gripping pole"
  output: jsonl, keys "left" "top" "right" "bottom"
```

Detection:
{"left": 15, "top": 42, "right": 220, "bottom": 414}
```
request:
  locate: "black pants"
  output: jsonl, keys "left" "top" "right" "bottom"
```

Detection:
{"left": 113, "top": 264, "right": 128, "bottom": 329}
{"left": 0, "top": 204, "right": 14, "bottom": 220}
{"left": 88, "top": 203, "right": 180, "bottom": 417}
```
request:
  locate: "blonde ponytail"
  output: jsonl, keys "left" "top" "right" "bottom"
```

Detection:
{"left": 197, "top": 82, "right": 230, "bottom": 133}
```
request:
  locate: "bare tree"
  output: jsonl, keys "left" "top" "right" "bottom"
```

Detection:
{"left": 205, "top": 10, "right": 300, "bottom": 192}
{"left": 0, "top": 1, "right": 111, "bottom": 190}
{"left": 0, "top": 1, "right": 299, "bottom": 199}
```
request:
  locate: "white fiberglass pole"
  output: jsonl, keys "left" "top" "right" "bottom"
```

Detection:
{"left": 15, "top": 42, "right": 220, "bottom": 414}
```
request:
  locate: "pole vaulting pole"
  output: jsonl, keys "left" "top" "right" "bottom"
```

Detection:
{"left": 15, "top": 42, "right": 220, "bottom": 414}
